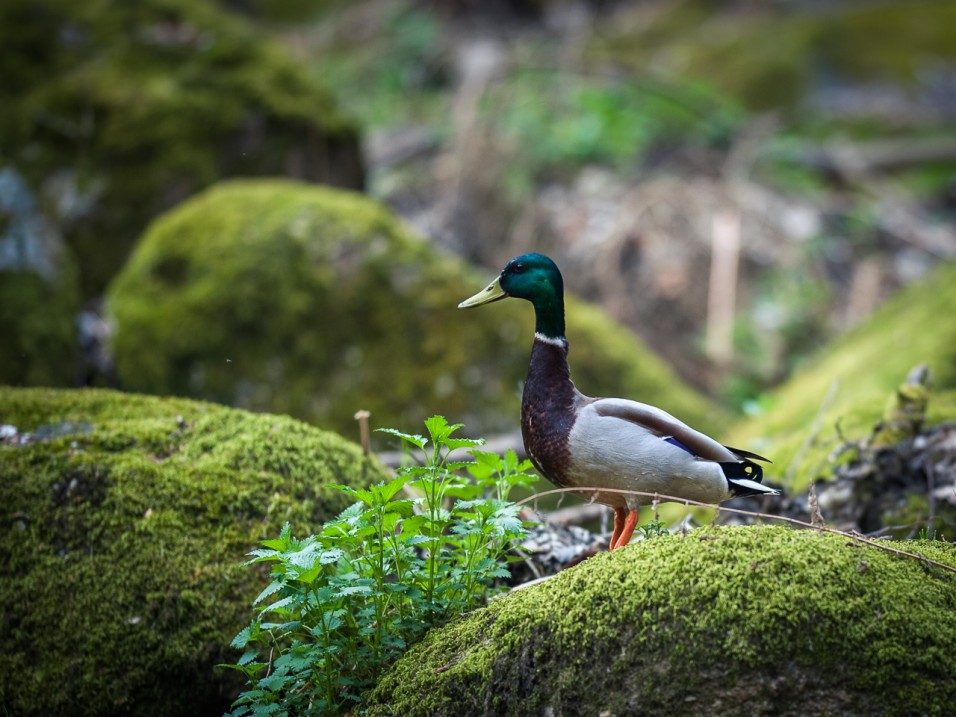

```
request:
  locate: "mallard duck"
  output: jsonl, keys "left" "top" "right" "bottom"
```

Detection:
{"left": 459, "top": 253, "right": 777, "bottom": 549}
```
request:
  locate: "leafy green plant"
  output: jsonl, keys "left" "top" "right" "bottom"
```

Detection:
{"left": 222, "top": 416, "right": 537, "bottom": 716}
{"left": 639, "top": 518, "right": 668, "bottom": 539}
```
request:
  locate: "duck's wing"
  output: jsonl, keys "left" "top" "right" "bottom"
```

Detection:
{"left": 576, "top": 398, "right": 777, "bottom": 496}
{"left": 590, "top": 398, "right": 737, "bottom": 462}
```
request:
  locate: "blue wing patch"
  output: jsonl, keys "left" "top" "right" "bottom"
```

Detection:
{"left": 664, "top": 436, "right": 694, "bottom": 455}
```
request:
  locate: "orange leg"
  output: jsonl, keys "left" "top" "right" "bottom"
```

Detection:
{"left": 611, "top": 509, "right": 639, "bottom": 550}
{"left": 609, "top": 507, "right": 626, "bottom": 550}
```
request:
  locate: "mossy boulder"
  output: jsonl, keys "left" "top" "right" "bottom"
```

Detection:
{"left": 362, "top": 525, "right": 956, "bottom": 717}
{"left": 728, "top": 258, "right": 956, "bottom": 492}
{"left": 0, "top": 386, "right": 386, "bottom": 717}
{"left": 0, "top": 0, "right": 364, "bottom": 298}
{"left": 106, "top": 179, "right": 726, "bottom": 440}
{"left": 591, "top": 0, "right": 956, "bottom": 112}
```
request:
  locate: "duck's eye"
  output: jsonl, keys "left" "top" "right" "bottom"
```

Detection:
{"left": 512, "top": 263, "right": 526, "bottom": 274}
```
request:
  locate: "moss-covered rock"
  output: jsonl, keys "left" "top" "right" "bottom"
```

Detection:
{"left": 0, "top": 0, "right": 364, "bottom": 298}
{"left": 362, "top": 525, "right": 956, "bottom": 717}
{"left": 106, "top": 179, "right": 726, "bottom": 441}
{"left": 0, "top": 386, "right": 386, "bottom": 717}
{"left": 591, "top": 0, "right": 956, "bottom": 112}
{"left": 728, "top": 258, "right": 956, "bottom": 492}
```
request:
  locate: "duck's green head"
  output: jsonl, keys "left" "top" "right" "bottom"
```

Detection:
{"left": 458, "top": 253, "right": 566, "bottom": 339}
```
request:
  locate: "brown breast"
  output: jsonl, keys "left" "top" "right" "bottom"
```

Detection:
{"left": 520, "top": 338, "right": 579, "bottom": 487}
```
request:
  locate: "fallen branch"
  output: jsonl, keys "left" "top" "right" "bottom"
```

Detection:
{"left": 545, "top": 503, "right": 608, "bottom": 527}
{"left": 514, "top": 487, "right": 956, "bottom": 576}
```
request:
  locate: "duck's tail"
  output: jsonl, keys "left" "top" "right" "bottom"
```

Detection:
{"left": 719, "top": 458, "right": 780, "bottom": 498}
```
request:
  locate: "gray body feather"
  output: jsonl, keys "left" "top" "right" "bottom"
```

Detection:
{"left": 565, "top": 396, "right": 776, "bottom": 509}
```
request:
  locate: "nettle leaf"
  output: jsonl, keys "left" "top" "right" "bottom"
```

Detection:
{"left": 506, "top": 471, "right": 537, "bottom": 487}
{"left": 383, "top": 582, "right": 410, "bottom": 594}
{"left": 273, "top": 619, "right": 302, "bottom": 636}
{"left": 503, "top": 449, "right": 521, "bottom": 474}
{"left": 423, "top": 415, "right": 453, "bottom": 443}
{"left": 323, "top": 608, "right": 347, "bottom": 631}
{"left": 253, "top": 579, "right": 285, "bottom": 606}
{"left": 334, "top": 501, "right": 365, "bottom": 522}
{"left": 350, "top": 487, "right": 375, "bottom": 506}
{"left": 450, "top": 523, "right": 480, "bottom": 537}
{"left": 400, "top": 514, "right": 427, "bottom": 534}
{"left": 237, "top": 650, "right": 260, "bottom": 667}
{"left": 381, "top": 511, "right": 402, "bottom": 533}
{"left": 314, "top": 585, "right": 336, "bottom": 603}
{"left": 379, "top": 474, "right": 410, "bottom": 502}
{"left": 335, "top": 584, "right": 373, "bottom": 598}
{"left": 319, "top": 548, "right": 344, "bottom": 565}
{"left": 350, "top": 525, "right": 377, "bottom": 539}
{"left": 469, "top": 448, "right": 502, "bottom": 469}
{"left": 384, "top": 498, "right": 416, "bottom": 516}
{"left": 261, "top": 595, "right": 297, "bottom": 615}
{"left": 495, "top": 515, "right": 525, "bottom": 534}
{"left": 454, "top": 499, "right": 494, "bottom": 513}
{"left": 258, "top": 672, "right": 294, "bottom": 692}
{"left": 445, "top": 483, "right": 483, "bottom": 501}
{"left": 295, "top": 566, "right": 323, "bottom": 585}
{"left": 444, "top": 436, "right": 485, "bottom": 452}
{"left": 219, "top": 660, "right": 269, "bottom": 680}
{"left": 231, "top": 626, "right": 253, "bottom": 650}
{"left": 475, "top": 557, "right": 497, "bottom": 571}
{"left": 285, "top": 546, "right": 322, "bottom": 570}
{"left": 377, "top": 427, "right": 428, "bottom": 450}
{"left": 244, "top": 548, "right": 279, "bottom": 565}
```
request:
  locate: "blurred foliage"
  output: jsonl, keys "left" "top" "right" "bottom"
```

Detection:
{"left": 485, "top": 71, "right": 743, "bottom": 193}
{"left": 0, "top": 0, "right": 362, "bottom": 298}
{"left": 0, "top": 268, "right": 80, "bottom": 387}
{"left": 317, "top": 2, "right": 450, "bottom": 129}
{"left": 217, "top": 0, "right": 346, "bottom": 24}
{"left": 722, "top": 243, "right": 833, "bottom": 408}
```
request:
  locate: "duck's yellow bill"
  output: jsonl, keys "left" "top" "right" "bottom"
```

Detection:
{"left": 458, "top": 277, "right": 508, "bottom": 308}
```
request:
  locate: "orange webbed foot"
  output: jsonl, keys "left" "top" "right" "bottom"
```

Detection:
{"left": 609, "top": 507, "right": 627, "bottom": 550}
{"left": 611, "top": 510, "right": 639, "bottom": 550}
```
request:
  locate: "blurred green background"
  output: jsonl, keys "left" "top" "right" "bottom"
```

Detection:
{"left": 3, "top": 0, "right": 955, "bottom": 437}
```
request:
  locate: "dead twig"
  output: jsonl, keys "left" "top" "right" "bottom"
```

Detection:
{"left": 354, "top": 410, "right": 371, "bottom": 457}
{"left": 514, "top": 487, "right": 956, "bottom": 576}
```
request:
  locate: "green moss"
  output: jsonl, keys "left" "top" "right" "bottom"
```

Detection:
{"left": 0, "top": 0, "right": 363, "bottom": 298}
{"left": 107, "top": 179, "right": 726, "bottom": 440}
{"left": 729, "top": 259, "right": 956, "bottom": 491}
{"left": 363, "top": 525, "right": 956, "bottom": 717}
{"left": 0, "top": 386, "right": 386, "bottom": 716}
{"left": 0, "top": 268, "right": 80, "bottom": 386}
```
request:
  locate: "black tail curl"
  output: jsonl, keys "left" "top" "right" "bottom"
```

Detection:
{"left": 719, "top": 459, "right": 781, "bottom": 497}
